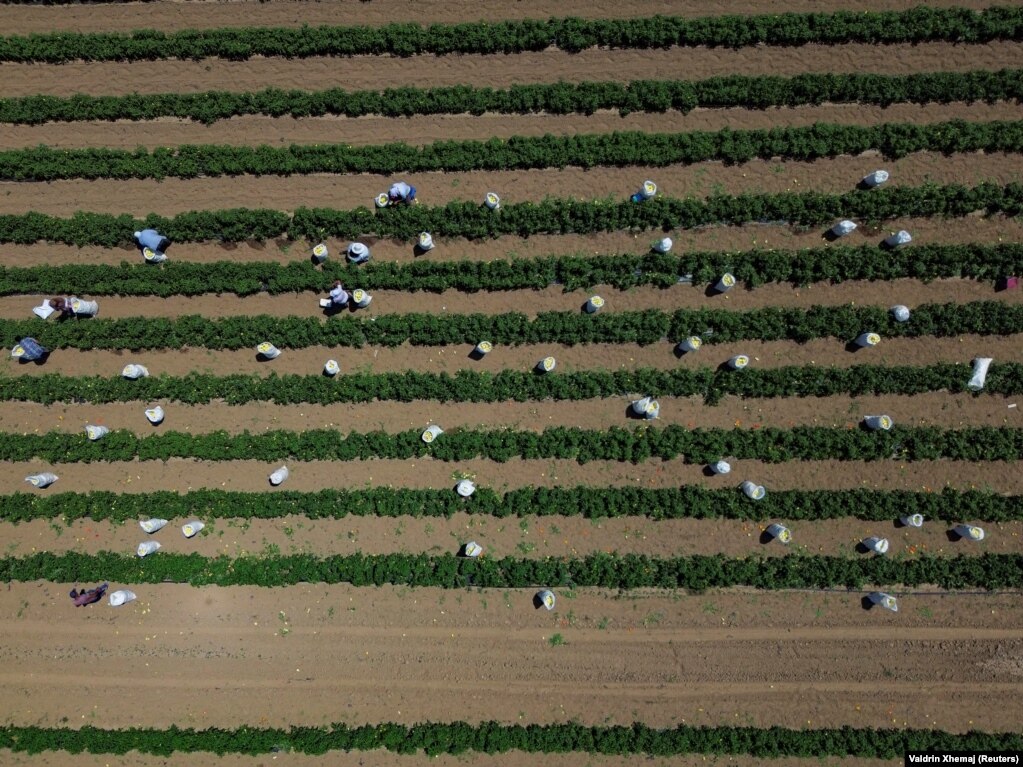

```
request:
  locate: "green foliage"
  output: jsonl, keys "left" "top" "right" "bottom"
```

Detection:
{"left": 0, "top": 720, "right": 1019, "bottom": 758}
{"left": 2, "top": 424, "right": 1023, "bottom": 465}
{"left": 3, "top": 486, "right": 1021, "bottom": 525}
{"left": 3, "top": 300, "right": 1023, "bottom": 350}
{"left": 1, "top": 69, "right": 1020, "bottom": 125}
{"left": 3, "top": 119, "right": 1021, "bottom": 180}
{"left": 2, "top": 243, "right": 1021, "bottom": 297}
{"left": 0, "top": 8, "right": 1019, "bottom": 63}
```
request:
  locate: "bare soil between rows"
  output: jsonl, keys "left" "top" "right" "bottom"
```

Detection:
{"left": 1, "top": 583, "right": 1020, "bottom": 732}
{"left": 2, "top": 42, "right": 1020, "bottom": 98}
{"left": 1, "top": 151, "right": 1019, "bottom": 217}
{"left": 2, "top": 102, "right": 1020, "bottom": 152}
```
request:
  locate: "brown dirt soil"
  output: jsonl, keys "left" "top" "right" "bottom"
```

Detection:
{"left": 1, "top": 583, "right": 1021, "bottom": 732}
{"left": 1, "top": 151, "right": 1020, "bottom": 217}
{"left": 5, "top": 513, "right": 1020, "bottom": 560}
{"left": 3, "top": 214, "right": 1020, "bottom": 268}
{"left": 3, "top": 456, "right": 1022, "bottom": 495}
{"left": 0, "top": 0, "right": 997, "bottom": 34}
{"left": 2, "top": 42, "right": 1020, "bottom": 98}
{"left": 3, "top": 102, "right": 1022, "bottom": 152}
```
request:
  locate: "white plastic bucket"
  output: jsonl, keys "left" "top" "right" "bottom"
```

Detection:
{"left": 728, "top": 355, "right": 750, "bottom": 370}
{"left": 85, "top": 425, "right": 110, "bottom": 441}
{"left": 464, "top": 541, "right": 483, "bottom": 557}
{"left": 864, "top": 415, "right": 893, "bottom": 431}
{"left": 869, "top": 591, "right": 898, "bottom": 612}
{"left": 653, "top": 237, "right": 673, "bottom": 254}
{"left": 422, "top": 425, "right": 444, "bottom": 443}
{"left": 145, "top": 406, "right": 164, "bottom": 424}
{"left": 715, "top": 273, "right": 736, "bottom": 292}
{"left": 537, "top": 589, "right": 556, "bottom": 610}
{"left": 968, "top": 358, "right": 993, "bottom": 392}
{"left": 855, "top": 332, "right": 881, "bottom": 348}
{"left": 742, "top": 481, "right": 766, "bottom": 501}
{"left": 831, "top": 220, "right": 857, "bottom": 237}
{"left": 955, "top": 524, "right": 985, "bottom": 541}
{"left": 352, "top": 289, "right": 373, "bottom": 308}
{"left": 585, "top": 296, "right": 604, "bottom": 313}
{"left": 863, "top": 170, "right": 889, "bottom": 188}
{"left": 863, "top": 536, "right": 890, "bottom": 554}
{"left": 456, "top": 480, "right": 476, "bottom": 497}
{"left": 677, "top": 336, "right": 702, "bottom": 353}
{"left": 257, "top": 342, "right": 281, "bottom": 359}
{"left": 537, "top": 357, "right": 556, "bottom": 373}
{"left": 485, "top": 192, "right": 501, "bottom": 210}
{"left": 901, "top": 513, "right": 924, "bottom": 528}
{"left": 25, "top": 472, "right": 58, "bottom": 488}
{"left": 710, "top": 460, "right": 731, "bottom": 475}
{"left": 139, "top": 518, "right": 168, "bottom": 534}
{"left": 891, "top": 305, "right": 911, "bottom": 323}
{"left": 375, "top": 193, "right": 390, "bottom": 208}
{"left": 639, "top": 180, "right": 657, "bottom": 200}
{"left": 182, "top": 520, "right": 204, "bottom": 538}
{"left": 324, "top": 360, "right": 340, "bottom": 376}
{"left": 312, "top": 243, "right": 328, "bottom": 263}
{"left": 109, "top": 590, "right": 137, "bottom": 607}
{"left": 766, "top": 522, "right": 791, "bottom": 543}
{"left": 70, "top": 298, "right": 99, "bottom": 316}
{"left": 122, "top": 364, "right": 149, "bottom": 379}
{"left": 269, "top": 466, "right": 290, "bottom": 486}
{"left": 631, "top": 397, "right": 659, "bottom": 419}
{"left": 885, "top": 230, "right": 912, "bottom": 248}
{"left": 418, "top": 232, "right": 435, "bottom": 251}
{"left": 474, "top": 341, "right": 493, "bottom": 356}
{"left": 137, "top": 541, "right": 161, "bottom": 557}
{"left": 142, "top": 247, "right": 167, "bottom": 264}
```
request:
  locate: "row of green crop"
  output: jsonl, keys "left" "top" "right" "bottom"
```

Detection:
{"left": 1, "top": 721, "right": 1019, "bottom": 759}
{"left": 3, "top": 182, "right": 1018, "bottom": 245}
{"left": 1, "top": 363, "right": 1020, "bottom": 407}
{"left": 3, "top": 550, "right": 1020, "bottom": 589}
{"left": 5, "top": 120, "right": 1019, "bottom": 181}
{"left": 3, "top": 425, "right": 1022, "bottom": 464}
{"left": 4, "top": 301, "right": 1022, "bottom": 350}
{"left": 4, "top": 486, "right": 1021, "bottom": 524}
{"left": 1, "top": 8, "right": 1020, "bottom": 63}
{"left": 3, "top": 243, "right": 1021, "bottom": 296}
{"left": 2, "top": 69, "right": 1019, "bottom": 124}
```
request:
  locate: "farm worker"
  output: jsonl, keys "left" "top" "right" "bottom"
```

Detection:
{"left": 69, "top": 583, "right": 108, "bottom": 606}
{"left": 346, "top": 242, "right": 371, "bottom": 264}
{"left": 328, "top": 281, "right": 350, "bottom": 307}
{"left": 134, "top": 229, "right": 171, "bottom": 254}
{"left": 388, "top": 182, "right": 417, "bottom": 205}
{"left": 48, "top": 297, "right": 74, "bottom": 315}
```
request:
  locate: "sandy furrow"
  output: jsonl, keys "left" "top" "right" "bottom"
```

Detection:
{"left": 2, "top": 457, "right": 1023, "bottom": 495}
{"left": 4, "top": 276, "right": 1022, "bottom": 319}
{"left": 0, "top": 0, "right": 998, "bottom": 34}
{"left": 3, "top": 335, "right": 1021, "bottom": 379}
{"left": 0, "top": 583, "right": 1020, "bottom": 732}
{"left": 2, "top": 43, "right": 1021, "bottom": 98}
{"left": 3, "top": 102, "right": 1022, "bottom": 152}
{"left": 2, "top": 214, "right": 1019, "bottom": 268}
{"left": 7, "top": 512, "right": 1019, "bottom": 560}
{"left": 1, "top": 151, "right": 1020, "bottom": 217}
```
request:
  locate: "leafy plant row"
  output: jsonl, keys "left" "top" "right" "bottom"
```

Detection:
{"left": 2, "top": 69, "right": 1020, "bottom": 124}
{"left": 4, "top": 301, "right": 1022, "bottom": 351}
{"left": 5, "top": 119, "right": 1021, "bottom": 181}
{"left": 1, "top": 7, "right": 1020, "bottom": 63}
{"left": 4, "top": 550, "right": 1022, "bottom": 590}
{"left": 4, "top": 486, "right": 1022, "bottom": 525}
{"left": 2, "top": 182, "right": 1019, "bottom": 246}
{"left": 1, "top": 721, "right": 1020, "bottom": 759}
{"left": 3, "top": 425, "right": 1023, "bottom": 464}
{"left": 2, "top": 362, "right": 1021, "bottom": 408}
{"left": 4, "top": 242, "right": 1021, "bottom": 296}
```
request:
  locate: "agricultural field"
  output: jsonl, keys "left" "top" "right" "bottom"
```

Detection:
{"left": 1, "top": 0, "right": 1023, "bottom": 765}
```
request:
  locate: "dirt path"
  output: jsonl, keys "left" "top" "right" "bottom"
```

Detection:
{"left": 1, "top": 151, "right": 1019, "bottom": 217}
{"left": 2, "top": 456, "right": 1023, "bottom": 495}
{"left": 0, "top": 0, "right": 997, "bottom": 34}
{"left": 2, "top": 43, "right": 1019, "bottom": 98}
{"left": 0, "top": 583, "right": 1020, "bottom": 732}
{"left": 2, "top": 102, "right": 1020, "bottom": 151}
{"left": 3, "top": 214, "right": 1019, "bottom": 268}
